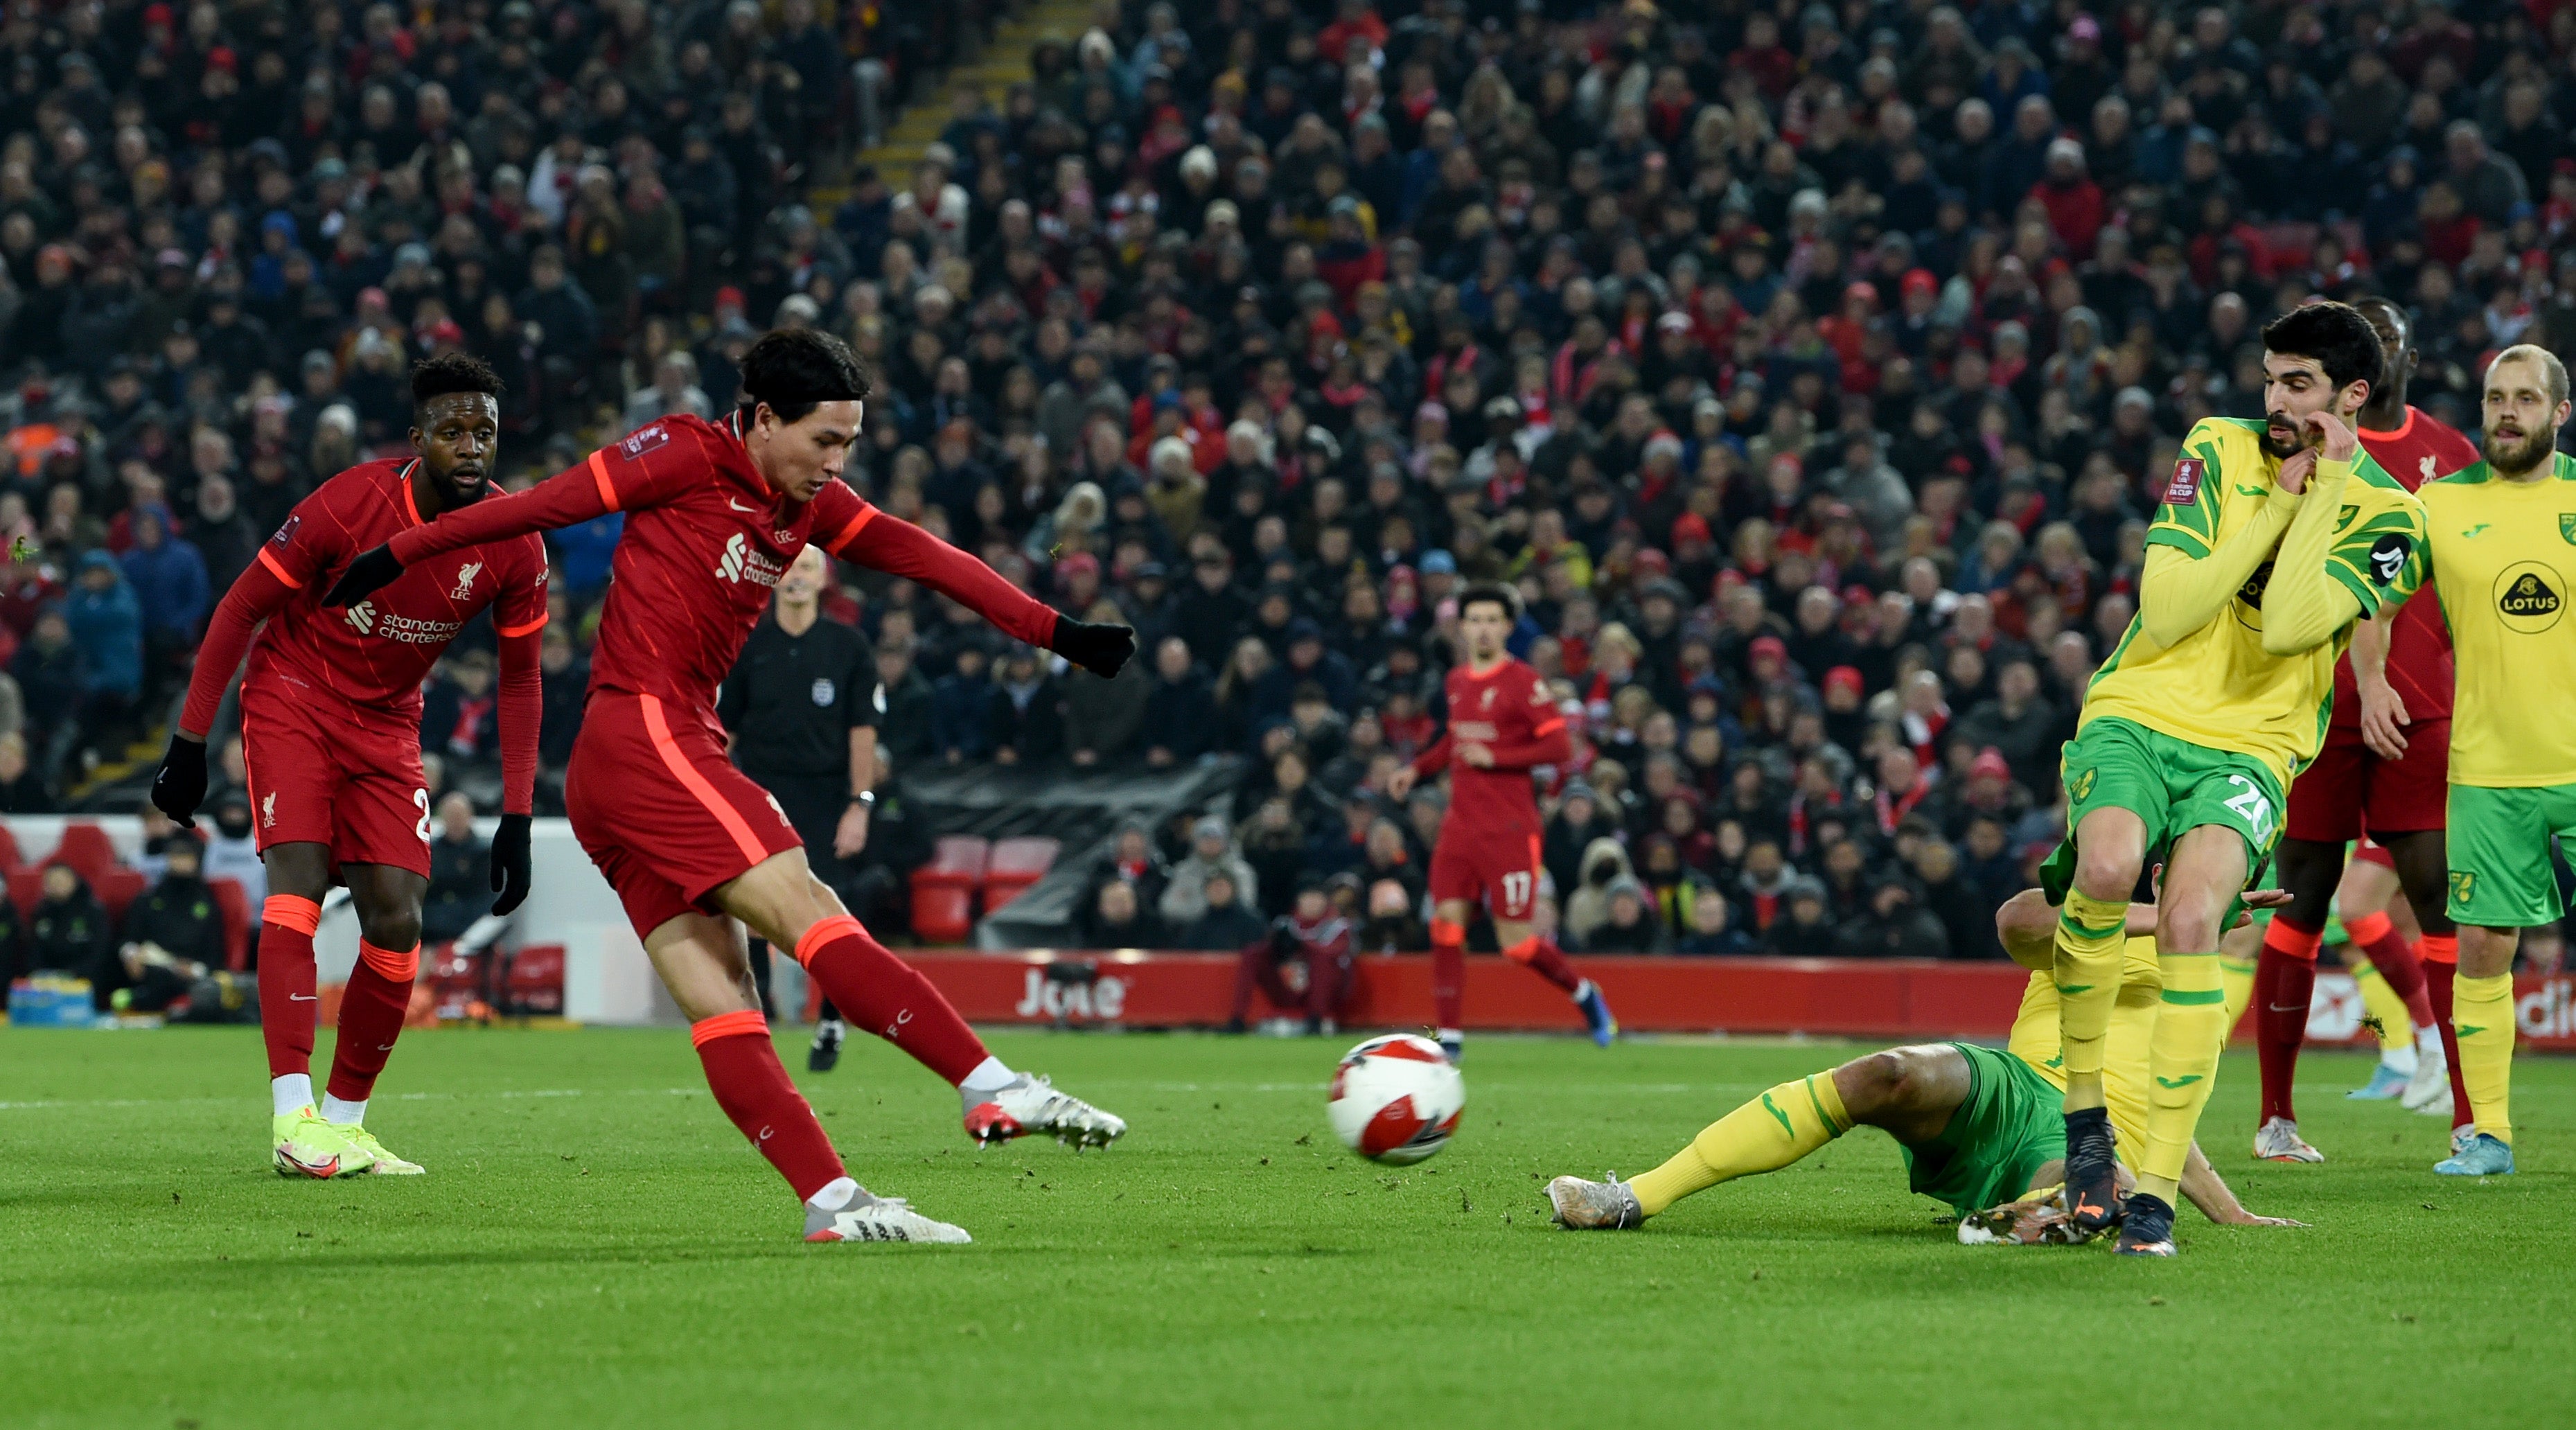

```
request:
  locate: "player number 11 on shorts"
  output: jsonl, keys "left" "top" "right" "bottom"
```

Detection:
{"left": 1501, "top": 872, "right": 1533, "bottom": 908}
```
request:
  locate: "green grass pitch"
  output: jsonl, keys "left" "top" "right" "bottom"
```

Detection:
{"left": 3, "top": 1025, "right": 2570, "bottom": 1429}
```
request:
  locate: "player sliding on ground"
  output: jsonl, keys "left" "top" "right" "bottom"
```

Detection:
{"left": 2406, "top": 343, "right": 2576, "bottom": 1178}
{"left": 2259, "top": 297, "right": 2476, "bottom": 1160}
{"left": 1385, "top": 582, "right": 1614, "bottom": 1063}
{"left": 324, "top": 328, "right": 1138, "bottom": 1243}
{"left": 2045, "top": 300, "right": 2427, "bottom": 1255}
{"left": 151, "top": 355, "right": 545, "bottom": 1179}
{"left": 1548, "top": 890, "right": 2301, "bottom": 1239}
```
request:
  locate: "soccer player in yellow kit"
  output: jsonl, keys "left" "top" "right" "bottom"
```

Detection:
{"left": 2045, "top": 301, "right": 2428, "bottom": 1256}
{"left": 1544, "top": 891, "right": 2300, "bottom": 1239}
{"left": 2410, "top": 344, "right": 2576, "bottom": 1176}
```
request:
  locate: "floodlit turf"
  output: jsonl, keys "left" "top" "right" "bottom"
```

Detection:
{"left": 2, "top": 1025, "right": 2569, "bottom": 1429}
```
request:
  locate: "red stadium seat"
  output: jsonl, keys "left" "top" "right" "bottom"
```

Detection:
{"left": 504, "top": 944, "right": 565, "bottom": 1015}
{"left": 910, "top": 885, "right": 976, "bottom": 945}
{"left": 983, "top": 836, "right": 1059, "bottom": 912}
{"left": 206, "top": 879, "right": 250, "bottom": 970}
{"left": 94, "top": 869, "right": 145, "bottom": 926}
{"left": 6, "top": 867, "right": 42, "bottom": 921}
{"left": 51, "top": 822, "right": 121, "bottom": 886}
{"left": 0, "top": 823, "right": 22, "bottom": 873}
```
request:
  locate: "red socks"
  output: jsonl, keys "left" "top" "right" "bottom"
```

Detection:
{"left": 2419, "top": 934, "right": 2471, "bottom": 1129}
{"left": 792, "top": 915, "right": 988, "bottom": 1085}
{"left": 1430, "top": 919, "right": 1465, "bottom": 1033}
{"left": 691, "top": 1011, "right": 845, "bottom": 1201}
{"left": 325, "top": 939, "right": 417, "bottom": 1105}
{"left": 2345, "top": 910, "right": 2437, "bottom": 1030}
{"left": 2255, "top": 917, "right": 2321, "bottom": 1124}
{"left": 1504, "top": 933, "right": 1583, "bottom": 995}
{"left": 258, "top": 895, "right": 321, "bottom": 1079}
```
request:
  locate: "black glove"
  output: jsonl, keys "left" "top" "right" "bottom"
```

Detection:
{"left": 1050, "top": 617, "right": 1137, "bottom": 678}
{"left": 150, "top": 736, "right": 209, "bottom": 830}
{"left": 323, "top": 543, "right": 406, "bottom": 607}
{"left": 489, "top": 813, "right": 533, "bottom": 916}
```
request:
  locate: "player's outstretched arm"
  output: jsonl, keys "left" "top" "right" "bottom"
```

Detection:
{"left": 826, "top": 499, "right": 1134, "bottom": 676}
{"left": 327, "top": 457, "right": 634, "bottom": 606}
{"left": 2179, "top": 1140, "right": 2306, "bottom": 1227}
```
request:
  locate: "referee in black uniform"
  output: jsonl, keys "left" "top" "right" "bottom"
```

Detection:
{"left": 718, "top": 545, "right": 880, "bottom": 1070}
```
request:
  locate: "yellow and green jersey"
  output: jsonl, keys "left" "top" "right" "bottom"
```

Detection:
{"left": 2084, "top": 416, "right": 2428, "bottom": 785}
{"left": 2419, "top": 451, "right": 2576, "bottom": 787}
{"left": 2008, "top": 936, "right": 2160, "bottom": 1158}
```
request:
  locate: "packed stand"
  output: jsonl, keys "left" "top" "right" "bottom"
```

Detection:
{"left": 0, "top": 0, "right": 988, "bottom": 807}
{"left": 836, "top": 0, "right": 2576, "bottom": 960}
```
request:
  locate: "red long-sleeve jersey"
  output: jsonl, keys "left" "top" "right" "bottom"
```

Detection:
{"left": 382, "top": 412, "right": 1061, "bottom": 714}
{"left": 2349, "top": 406, "right": 2480, "bottom": 726}
{"left": 181, "top": 457, "right": 547, "bottom": 814}
{"left": 1409, "top": 657, "right": 1569, "bottom": 836}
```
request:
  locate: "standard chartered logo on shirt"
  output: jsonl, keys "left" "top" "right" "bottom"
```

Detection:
{"left": 714, "top": 532, "right": 784, "bottom": 588}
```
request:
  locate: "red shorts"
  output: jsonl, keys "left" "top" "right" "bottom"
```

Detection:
{"left": 240, "top": 689, "right": 432, "bottom": 879}
{"left": 2353, "top": 837, "right": 2396, "bottom": 870}
{"left": 2284, "top": 719, "right": 2451, "bottom": 843}
{"left": 1429, "top": 829, "right": 1544, "bottom": 921}
{"left": 565, "top": 691, "right": 803, "bottom": 937}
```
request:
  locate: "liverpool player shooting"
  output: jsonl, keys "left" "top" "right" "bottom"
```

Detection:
{"left": 150, "top": 354, "right": 547, "bottom": 1179}
{"left": 1386, "top": 583, "right": 1615, "bottom": 1063}
{"left": 322, "top": 328, "right": 1138, "bottom": 1244}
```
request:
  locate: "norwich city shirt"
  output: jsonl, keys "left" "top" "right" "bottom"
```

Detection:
{"left": 2083, "top": 417, "right": 2428, "bottom": 784}
{"left": 2418, "top": 452, "right": 2576, "bottom": 787}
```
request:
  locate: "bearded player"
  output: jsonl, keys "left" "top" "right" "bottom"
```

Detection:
{"left": 325, "top": 328, "right": 1138, "bottom": 1244}
{"left": 2258, "top": 296, "right": 2479, "bottom": 1160}
{"left": 150, "top": 355, "right": 545, "bottom": 1179}
{"left": 2408, "top": 344, "right": 2576, "bottom": 1177}
{"left": 2045, "top": 301, "right": 2426, "bottom": 1255}
{"left": 1549, "top": 889, "right": 2302, "bottom": 1240}
{"left": 1386, "top": 583, "right": 1615, "bottom": 1063}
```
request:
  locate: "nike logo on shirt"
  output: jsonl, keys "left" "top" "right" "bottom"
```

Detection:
{"left": 727, "top": 497, "right": 761, "bottom": 515}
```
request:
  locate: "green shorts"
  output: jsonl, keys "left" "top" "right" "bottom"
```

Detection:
{"left": 1899, "top": 1044, "right": 2066, "bottom": 1217}
{"left": 2445, "top": 782, "right": 2576, "bottom": 926}
{"left": 2041, "top": 717, "right": 2284, "bottom": 905}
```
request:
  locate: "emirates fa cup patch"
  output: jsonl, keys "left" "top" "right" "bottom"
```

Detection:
{"left": 2162, "top": 457, "right": 2204, "bottom": 506}
{"left": 619, "top": 423, "right": 670, "bottom": 461}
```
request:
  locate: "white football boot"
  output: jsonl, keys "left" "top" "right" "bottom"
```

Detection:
{"left": 2253, "top": 1115, "right": 2324, "bottom": 1163}
{"left": 962, "top": 1074, "right": 1127, "bottom": 1149}
{"left": 804, "top": 1190, "right": 973, "bottom": 1244}
{"left": 1548, "top": 1174, "right": 1646, "bottom": 1230}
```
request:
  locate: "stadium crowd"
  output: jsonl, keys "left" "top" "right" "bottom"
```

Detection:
{"left": 3, "top": 0, "right": 2573, "bottom": 964}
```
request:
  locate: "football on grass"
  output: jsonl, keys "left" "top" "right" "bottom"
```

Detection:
{"left": 1326, "top": 1034, "right": 1466, "bottom": 1165}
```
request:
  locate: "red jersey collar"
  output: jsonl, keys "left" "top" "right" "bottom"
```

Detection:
{"left": 2359, "top": 406, "right": 2418, "bottom": 442}
{"left": 396, "top": 459, "right": 423, "bottom": 525}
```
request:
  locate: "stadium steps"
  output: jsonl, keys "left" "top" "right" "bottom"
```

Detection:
{"left": 815, "top": 0, "right": 1092, "bottom": 202}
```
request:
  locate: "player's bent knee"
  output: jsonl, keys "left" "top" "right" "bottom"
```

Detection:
{"left": 360, "top": 908, "right": 423, "bottom": 954}
{"left": 2072, "top": 845, "right": 2141, "bottom": 901}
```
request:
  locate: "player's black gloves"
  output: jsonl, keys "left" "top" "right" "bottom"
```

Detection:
{"left": 150, "top": 735, "right": 209, "bottom": 831}
{"left": 490, "top": 813, "right": 533, "bottom": 917}
{"left": 324, "top": 543, "right": 405, "bottom": 607}
{"left": 1050, "top": 617, "right": 1136, "bottom": 678}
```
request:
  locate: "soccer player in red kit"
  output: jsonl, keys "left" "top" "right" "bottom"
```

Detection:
{"left": 1386, "top": 583, "right": 1616, "bottom": 1062}
{"left": 149, "top": 355, "right": 546, "bottom": 1179}
{"left": 324, "top": 328, "right": 1138, "bottom": 1244}
{"left": 2261, "top": 296, "right": 2480, "bottom": 1160}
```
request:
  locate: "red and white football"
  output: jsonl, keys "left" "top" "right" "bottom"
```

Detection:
{"left": 1326, "top": 1034, "right": 1466, "bottom": 1165}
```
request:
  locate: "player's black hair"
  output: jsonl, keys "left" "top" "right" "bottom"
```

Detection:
{"left": 411, "top": 352, "right": 503, "bottom": 413}
{"left": 2260, "top": 301, "right": 2382, "bottom": 398}
{"left": 1458, "top": 581, "right": 1521, "bottom": 623}
{"left": 739, "top": 327, "right": 873, "bottom": 425}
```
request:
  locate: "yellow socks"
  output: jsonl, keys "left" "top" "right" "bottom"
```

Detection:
{"left": 2454, "top": 973, "right": 2516, "bottom": 1142}
{"left": 1629, "top": 1072, "right": 1853, "bottom": 1216}
{"left": 2137, "top": 952, "right": 2228, "bottom": 1205}
{"left": 2054, "top": 890, "right": 2128, "bottom": 1111}
{"left": 2220, "top": 950, "right": 2257, "bottom": 1039}
{"left": 2354, "top": 962, "right": 2413, "bottom": 1050}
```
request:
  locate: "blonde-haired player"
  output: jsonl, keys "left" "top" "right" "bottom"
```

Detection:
{"left": 2407, "top": 344, "right": 2576, "bottom": 1176}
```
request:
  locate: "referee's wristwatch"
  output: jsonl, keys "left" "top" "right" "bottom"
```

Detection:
{"left": 849, "top": 791, "right": 876, "bottom": 808}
